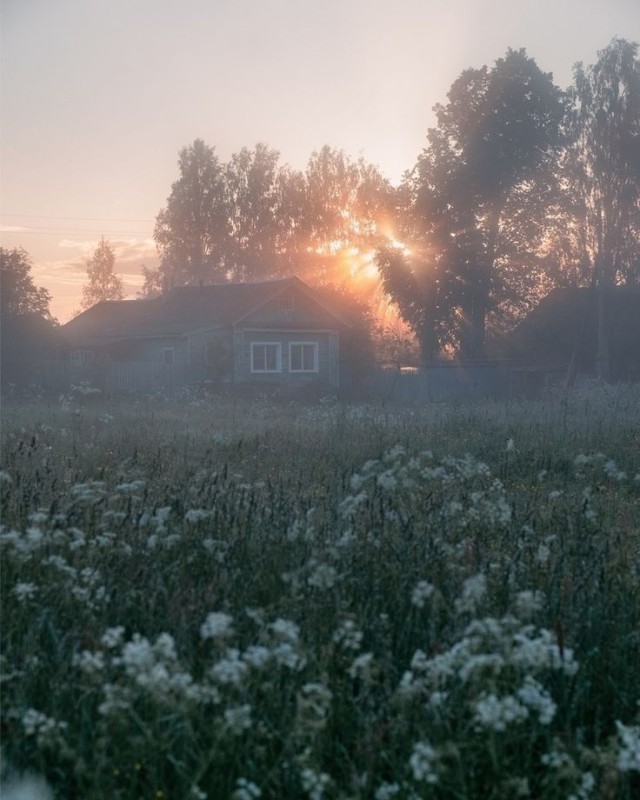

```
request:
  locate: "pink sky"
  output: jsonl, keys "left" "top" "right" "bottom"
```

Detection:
{"left": 2, "top": 0, "right": 638, "bottom": 322}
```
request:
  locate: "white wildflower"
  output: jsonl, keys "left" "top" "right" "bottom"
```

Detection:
{"left": 211, "top": 649, "right": 247, "bottom": 685}
{"left": 185, "top": 509, "right": 211, "bottom": 523}
{"left": 348, "top": 652, "right": 374, "bottom": 679}
{"left": 232, "top": 778, "right": 262, "bottom": 800}
{"left": 474, "top": 693, "right": 529, "bottom": 731}
{"left": 300, "top": 767, "right": 330, "bottom": 800}
{"left": 615, "top": 721, "right": 640, "bottom": 772}
{"left": 224, "top": 704, "right": 252, "bottom": 735}
{"left": 411, "top": 580, "right": 434, "bottom": 608}
{"left": 73, "top": 650, "right": 105, "bottom": 674}
{"left": 541, "top": 749, "right": 572, "bottom": 768}
{"left": 243, "top": 645, "right": 271, "bottom": 669}
{"left": 272, "top": 642, "right": 306, "bottom": 671}
{"left": 270, "top": 618, "right": 300, "bottom": 642}
{"left": 0, "top": 774, "right": 53, "bottom": 800}
{"left": 200, "top": 612, "right": 233, "bottom": 640}
{"left": 307, "top": 562, "right": 338, "bottom": 590}
{"left": 409, "top": 741, "right": 438, "bottom": 784}
{"left": 455, "top": 573, "right": 487, "bottom": 614}
{"left": 333, "top": 619, "right": 363, "bottom": 651}
{"left": 515, "top": 590, "right": 545, "bottom": 618}
{"left": 12, "top": 582, "right": 37, "bottom": 602}
{"left": 374, "top": 782, "right": 401, "bottom": 800}
{"left": 101, "top": 626, "right": 125, "bottom": 649}
{"left": 568, "top": 771, "right": 595, "bottom": 800}
{"left": 517, "top": 676, "right": 556, "bottom": 724}
{"left": 22, "top": 708, "right": 68, "bottom": 745}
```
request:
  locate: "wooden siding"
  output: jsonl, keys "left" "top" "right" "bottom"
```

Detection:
{"left": 240, "top": 285, "right": 344, "bottom": 329}
{"left": 235, "top": 328, "right": 339, "bottom": 387}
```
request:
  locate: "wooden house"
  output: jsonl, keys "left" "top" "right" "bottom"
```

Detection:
{"left": 492, "top": 285, "right": 640, "bottom": 384}
{"left": 59, "top": 277, "right": 351, "bottom": 393}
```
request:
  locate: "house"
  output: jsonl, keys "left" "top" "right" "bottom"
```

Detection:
{"left": 58, "top": 277, "right": 351, "bottom": 393}
{"left": 1, "top": 312, "right": 69, "bottom": 391}
{"left": 492, "top": 285, "right": 640, "bottom": 384}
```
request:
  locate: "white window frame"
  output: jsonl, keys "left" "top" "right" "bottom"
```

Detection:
{"left": 251, "top": 342, "right": 282, "bottom": 373}
{"left": 289, "top": 341, "right": 319, "bottom": 373}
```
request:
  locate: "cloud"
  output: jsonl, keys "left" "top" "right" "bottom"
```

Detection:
{"left": 0, "top": 225, "right": 29, "bottom": 233}
{"left": 57, "top": 237, "right": 157, "bottom": 269}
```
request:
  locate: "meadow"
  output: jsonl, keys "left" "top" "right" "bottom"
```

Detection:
{"left": 1, "top": 384, "right": 639, "bottom": 799}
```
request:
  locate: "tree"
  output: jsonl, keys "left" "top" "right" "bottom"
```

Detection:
{"left": 383, "top": 49, "right": 566, "bottom": 361}
{"left": 224, "top": 143, "right": 291, "bottom": 281}
{"left": 154, "top": 139, "right": 229, "bottom": 287}
{"left": 0, "top": 247, "right": 53, "bottom": 319}
{"left": 566, "top": 38, "right": 640, "bottom": 289}
{"left": 81, "top": 238, "right": 124, "bottom": 310}
{"left": 138, "top": 265, "right": 165, "bottom": 299}
{"left": 300, "top": 146, "right": 394, "bottom": 284}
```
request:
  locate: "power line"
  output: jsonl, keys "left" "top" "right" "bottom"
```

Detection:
{"left": 1, "top": 228, "right": 154, "bottom": 237}
{"left": 1, "top": 213, "right": 156, "bottom": 223}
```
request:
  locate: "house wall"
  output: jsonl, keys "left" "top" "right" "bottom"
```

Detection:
{"left": 234, "top": 328, "right": 339, "bottom": 387}
{"left": 187, "top": 329, "right": 233, "bottom": 382}
{"left": 241, "top": 286, "right": 344, "bottom": 329}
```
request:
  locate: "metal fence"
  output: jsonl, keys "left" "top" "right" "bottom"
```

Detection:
{"left": 43, "top": 361, "right": 189, "bottom": 394}
{"left": 363, "top": 363, "right": 566, "bottom": 402}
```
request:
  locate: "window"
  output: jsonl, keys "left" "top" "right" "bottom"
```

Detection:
{"left": 163, "top": 347, "right": 174, "bottom": 365}
{"left": 251, "top": 342, "right": 281, "bottom": 372}
{"left": 289, "top": 342, "right": 318, "bottom": 373}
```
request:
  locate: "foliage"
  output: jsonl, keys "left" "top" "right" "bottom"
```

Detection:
{"left": 150, "top": 141, "right": 394, "bottom": 297}
{"left": 154, "top": 139, "right": 229, "bottom": 287}
{"left": 1, "top": 387, "right": 639, "bottom": 799}
{"left": 382, "top": 49, "right": 566, "bottom": 361}
{"left": 563, "top": 37, "right": 640, "bottom": 288}
{"left": 0, "top": 247, "right": 53, "bottom": 320}
{"left": 81, "top": 238, "right": 125, "bottom": 310}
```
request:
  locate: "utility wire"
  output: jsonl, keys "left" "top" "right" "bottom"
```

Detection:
{"left": 1, "top": 213, "right": 155, "bottom": 223}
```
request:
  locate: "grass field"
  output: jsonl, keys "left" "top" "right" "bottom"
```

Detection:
{"left": 1, "top": 384, "right": 639, "bottom": 799}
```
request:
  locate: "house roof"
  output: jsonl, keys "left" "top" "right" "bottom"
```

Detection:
{"left": 63, "top": 276, "right": 351, "bottom": 346}
{"left": 492, "top": 284, "right": 640, "bottom": 364}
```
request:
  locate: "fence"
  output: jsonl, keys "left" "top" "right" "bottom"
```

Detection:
{"left": 364, "top": 362, "right": 566, "bottom": 403}
{"left": 43, "top": 361, "right": 190, "bottom": 394}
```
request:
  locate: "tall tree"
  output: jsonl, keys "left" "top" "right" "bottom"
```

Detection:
{"left": 0, "top": 247, "right": 53, "bottom": 319}
{"left": 81, "top": 238, "right": 124, "bottom": 310}
{"left": 384, "top": 49, "right": 566, "bottom": 360}
{"left": 566, "top": 38, "right": 640, "bottom": 380}
{"left": 300, "top": 146, "right": 394, "bottom": 285}
{"left": 223, "top": 143, "right": 291, "bottom": 281}
{"left": 154, "top": 139, "right": 229, "bottom": 286}
{"left": 566, "top": 37, "right": 640, "bottom": 288}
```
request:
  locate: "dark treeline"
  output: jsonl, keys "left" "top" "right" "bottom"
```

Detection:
{"left": 2, "top": 38, "right": 638, "bottom": 366}
{"left": 146, "top": 38, "right": 639, "bottom": 361}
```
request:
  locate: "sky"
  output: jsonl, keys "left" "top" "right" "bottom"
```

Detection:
{"left": 1, "top": 0, "right": 639, "bottom": 322}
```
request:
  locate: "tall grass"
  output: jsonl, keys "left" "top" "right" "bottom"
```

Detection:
{"left": 1, "top": 386, "right": 639, "bottom": 799}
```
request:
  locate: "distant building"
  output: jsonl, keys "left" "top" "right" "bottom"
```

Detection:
{"left": 1, "top": 312, "right": 69, "bottom": 391}
{"left": 56, "top": 277, "right": 351, "bottom": 393}
{"left": 497, "top": 285, "right": 640, "bottom": 382}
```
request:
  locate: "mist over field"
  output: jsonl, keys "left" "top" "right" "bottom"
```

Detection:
{"left": 1, "top": 385, "right": 639, "bottom": 798}
{"left": 2, "top": 4, "right": 640, "bottom": 795}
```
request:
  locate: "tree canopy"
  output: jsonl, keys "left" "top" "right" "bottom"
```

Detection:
{"left": 81, "top": 238, "right": 125, "bottom": 310}
{"left": 0, "top": 247, "right": 53, "bottom": 320}
{"left": 379, "top": 48, "right": 567, "bottom": 361}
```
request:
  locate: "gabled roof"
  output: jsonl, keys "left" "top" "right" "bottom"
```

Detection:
{"left": 492, "top": 284, "right": 640, "bottom": 365}
{"left": 63, "top": 277, "right": 350, "bottom": 346}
